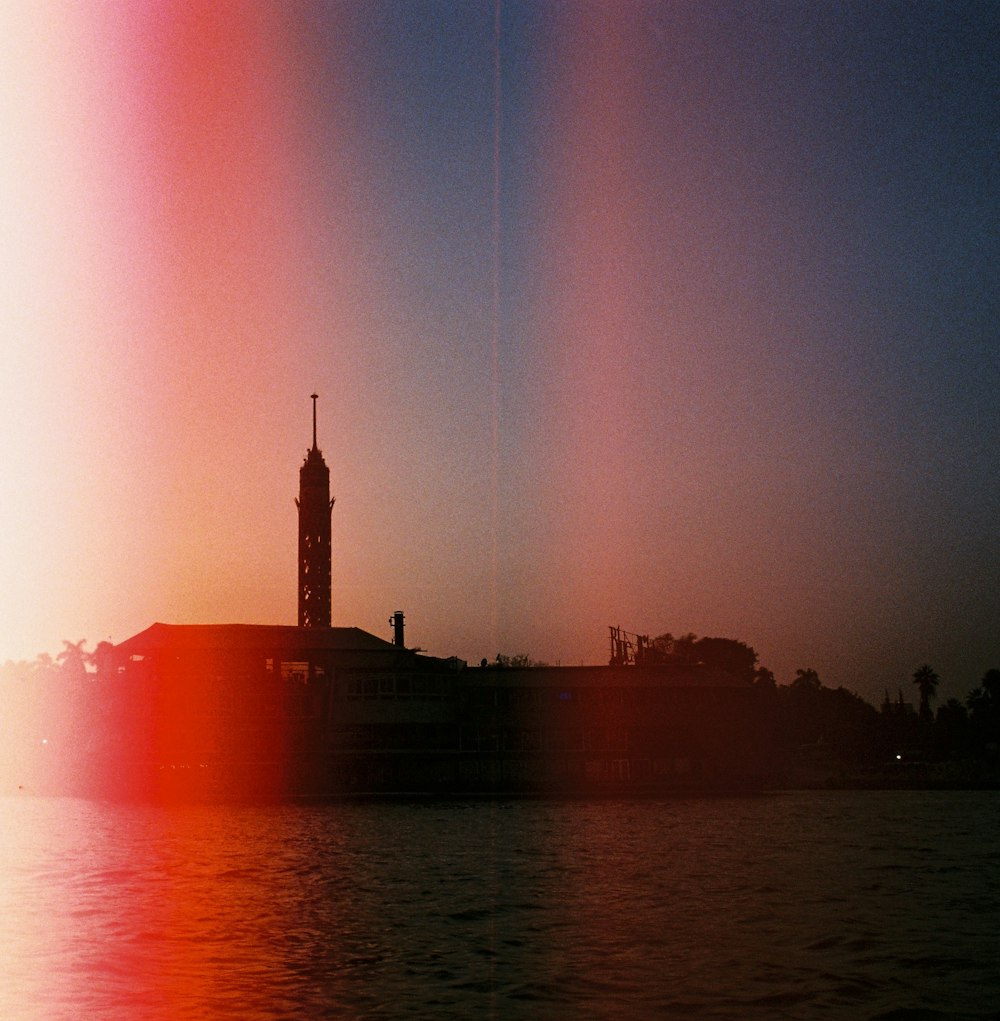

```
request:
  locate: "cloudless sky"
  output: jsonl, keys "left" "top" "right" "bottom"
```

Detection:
{"left": 2, "top": 1, "right": 997, "bottom": 705}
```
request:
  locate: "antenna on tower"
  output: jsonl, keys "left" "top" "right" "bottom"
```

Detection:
{"left": 310, "top": 393, "right": 318, "bottom": 450}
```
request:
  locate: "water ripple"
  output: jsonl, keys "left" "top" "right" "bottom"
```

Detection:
{"left": 0, "top": 790, "right": 997, "bottom": 1019}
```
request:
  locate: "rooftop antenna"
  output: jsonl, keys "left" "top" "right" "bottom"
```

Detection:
{"left": 311, "top": 392, "right": 318, "bottom": 450}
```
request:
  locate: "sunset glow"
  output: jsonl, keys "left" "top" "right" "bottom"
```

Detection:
{"left": 0, "top": 10, "right": 998, "bottom": 1018}
{"left": 2, "top": 2, "right": 997, "bottom": 705}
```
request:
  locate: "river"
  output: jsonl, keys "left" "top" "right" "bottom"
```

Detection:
{"left": 1, "top": 790, "right": 997, "bottom": 1019}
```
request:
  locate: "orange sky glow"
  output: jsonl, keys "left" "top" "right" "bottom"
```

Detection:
{"left": 2, "top": 2, "right": 998, "bottom": 706}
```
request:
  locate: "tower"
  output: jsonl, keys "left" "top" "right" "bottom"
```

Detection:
{"left": 296, "top": 394, "right": 334, "bottom": 628}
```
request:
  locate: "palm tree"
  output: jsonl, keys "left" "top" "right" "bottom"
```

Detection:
{"left": 57, "top": 639, "right": 90, "bottom": 680}
{"left": 912, "top": 664, "right": 940, "bottom": 721}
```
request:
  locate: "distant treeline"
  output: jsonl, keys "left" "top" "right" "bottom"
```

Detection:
{"left": 636, "top": 632, "right": 1000, "bottom": 786}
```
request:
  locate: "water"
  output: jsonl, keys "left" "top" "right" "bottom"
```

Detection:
{"left": 1, "top": 791, "right": 997, "bottom": 1020}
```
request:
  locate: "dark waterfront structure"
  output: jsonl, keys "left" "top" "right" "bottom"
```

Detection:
{"left": 296, "top": 394, "right": 334, "bottom": 628}
{"left": 57, "top": 395, "right": 772, "bottom": 799}
{"left": 90, "top": 624, "right": 770, "bottom": 799}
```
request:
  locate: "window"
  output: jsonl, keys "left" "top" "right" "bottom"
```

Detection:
{"left": 281, "top": 661, "right": 309, "bottom": 684}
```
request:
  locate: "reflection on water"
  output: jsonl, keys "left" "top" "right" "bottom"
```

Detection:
{"left": 1, "top": 791, "right": 998, "bottom": 1019}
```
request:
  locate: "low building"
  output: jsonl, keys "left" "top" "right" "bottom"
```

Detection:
{"left": 54, "top": 401, "right": 773, "bottom": 798}
{"left": 458, "top": 662, "right": 771, "bottom": 794}
{"left": 73, "top": 622, "right": 772, "bottom": 799}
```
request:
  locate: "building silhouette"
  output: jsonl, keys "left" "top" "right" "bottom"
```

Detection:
{"left": 55, "top": 396, "right": 774, "bottom": 799}
{"left": 296, "top": 394, "right": 334, "bottom": 628}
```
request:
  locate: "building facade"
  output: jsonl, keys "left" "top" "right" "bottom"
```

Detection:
{"left": 80, "top": 625, "right": 772, "bottom": 799}
{"left": 54, "top": 395, "right": 772, "bottom": 798}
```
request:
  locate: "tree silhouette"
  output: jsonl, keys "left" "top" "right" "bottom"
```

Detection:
{"left": 981, "top": 668, "right": 1000, "bottom": 701}
{"left": 912, "top": 664, "right": 940, "bottom": 721}
{"left": 31, "top": 652, "right": 55, "bottom": 677}
{"left": 967, "top": 668, "right": 1000, "bottom": 749}
{"left": 57, "top": 639, "right": 90, "bottom": 681}
{"left": 494, "top": 653, "right": 548, "bottom": 668}
{"left": 934, "top": 697, "right": 970, "bottom": 759}
{"left": 92, "top": 641, "right": 115, "bottom": 677}
{"left": 647, "top": 633, "right": 759, "bottom": 681}
{"left": 791, "top": 667, "right": 821, "bottom": 691}
{"left": 692, "top": 637, "right": 759, "bottom": 684}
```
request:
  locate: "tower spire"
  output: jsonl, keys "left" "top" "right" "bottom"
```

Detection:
{"left": 296, "top": 393, "right": 334, "bottom": 628}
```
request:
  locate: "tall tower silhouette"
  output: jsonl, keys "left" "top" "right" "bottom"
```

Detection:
{"left": 296, "top": 394, "right": 334, "bottom": 628}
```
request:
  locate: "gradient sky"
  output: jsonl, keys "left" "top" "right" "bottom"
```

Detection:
{"left": 2, "top": 1, "right": 997, "bottom": 705}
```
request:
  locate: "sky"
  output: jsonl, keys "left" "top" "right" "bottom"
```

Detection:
{"left": 1, "top": 0, "right": 997, "bottom": 706}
